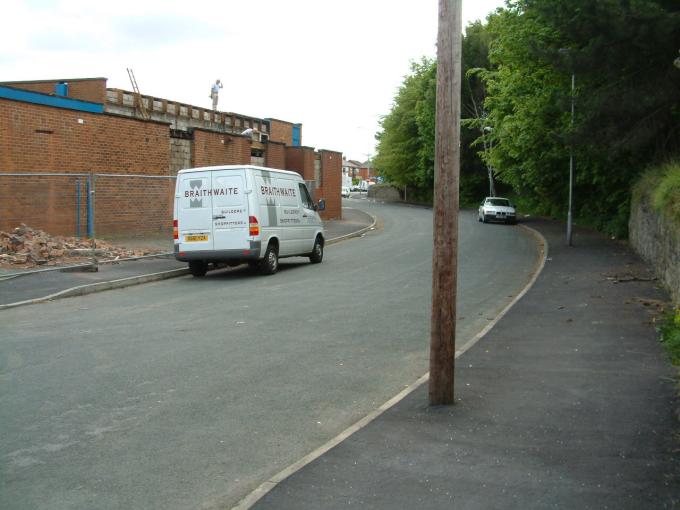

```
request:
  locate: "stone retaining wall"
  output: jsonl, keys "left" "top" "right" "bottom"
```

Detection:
{"left": 629, "top": 199, "right": 680, "bottom": 305}
{"left": 367, "top": 185, "right": 402, "bottom": 202}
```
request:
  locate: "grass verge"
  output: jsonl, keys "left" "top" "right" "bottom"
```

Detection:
{"left": 658, "top": 307, "right": 680, "bottom": 367}
{"left": 633, "top": 160, "right": 680, "bottom": 223}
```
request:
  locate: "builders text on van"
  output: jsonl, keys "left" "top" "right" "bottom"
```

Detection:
{"left": 174, "top": 165, "right": 325, "bottom": 276}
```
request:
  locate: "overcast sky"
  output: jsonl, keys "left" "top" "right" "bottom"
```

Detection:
{"left": 3, "top": 0, "right": 504, "bottom": 161}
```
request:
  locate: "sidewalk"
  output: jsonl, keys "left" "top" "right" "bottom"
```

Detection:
{"left": 250, "top": 218, "right": 679, "bottom": 509}
{"left": 0, "top": 207, "right": 374, "bottom": 308}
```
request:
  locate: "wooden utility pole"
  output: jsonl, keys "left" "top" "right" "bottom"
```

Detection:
{"left": 429, "top": 0, "right": 462, "bottom": 406}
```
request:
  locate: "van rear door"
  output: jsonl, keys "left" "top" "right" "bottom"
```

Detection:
{"left": 177, "top": 171, "right": 213, "bottom": 252}
{"left": 212, "top": 169, "right": 249, "bottom": 251}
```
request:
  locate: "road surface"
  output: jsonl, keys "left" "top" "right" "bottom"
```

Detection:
{"left": 0, "top": 202, "right": 540, "bottom": 509}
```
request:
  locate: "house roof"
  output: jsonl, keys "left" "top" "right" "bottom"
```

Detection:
{"left": 342, "top": 159, "right": 361, "bottom": 169}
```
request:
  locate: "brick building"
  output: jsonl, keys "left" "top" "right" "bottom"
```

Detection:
{"left": 358, "top": 160, "right": 375, "bottom": 181}
{"left": 0, "top": 77, "right": 342, "bottom": 238}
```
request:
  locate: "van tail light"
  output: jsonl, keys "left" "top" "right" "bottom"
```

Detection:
{"left": 249, "top": 216, "right": 260, "bottom": 236}
{"left": 173, "top": 219, "right": 179, "bottom": 240}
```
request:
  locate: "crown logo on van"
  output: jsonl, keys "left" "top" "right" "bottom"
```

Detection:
{"left": 190, "top": 180, "right": 203, "bottom": 208}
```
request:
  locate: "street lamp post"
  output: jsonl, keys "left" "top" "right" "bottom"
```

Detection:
{"left": 559, "top": 47, "right": 575, "bottom": 247}
{"left": 483, "top": 126, "right": 495, "bottom": 197}
{"left": 566, "top": 72, "right": 575, "bottom": 247}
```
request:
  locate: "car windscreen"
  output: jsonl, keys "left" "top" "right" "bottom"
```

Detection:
{"left": 487, "top": 199, "right": 510, "bottom": 207}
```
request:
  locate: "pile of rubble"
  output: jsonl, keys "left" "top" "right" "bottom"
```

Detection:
{"left": 0, "top": 224, "right": 165, "bottom": 268}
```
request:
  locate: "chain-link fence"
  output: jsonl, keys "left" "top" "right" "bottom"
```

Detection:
{"left": 0, "top": 172, "right": 178, "bottom": 275}
{"left": 92, "top": 174, "right": 176, "bottom": 240}
{"left": 0, "top": 173, "right": 90, "bottom": 238}
{"left": 0, "top": 173, "right": 330, "bottom": 238}
{"left": 0, "top": 172, "right": 176, "bottom": 240}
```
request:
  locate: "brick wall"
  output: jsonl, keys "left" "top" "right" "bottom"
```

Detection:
{"left": 316, "top": 150, "right": 342, "bottom": 220}
{"left": 285, "top": 146, "right": 317, "bottom": 181}
{"left": 265, "top": 141, "right": 286, "bottom": 169}
{"left": 268, "top": 119, "right": 294, "bottom": 146}
{"left": 191, "top": 129, "right": 251, "bottom": 168}
{"left": 284, "top": 146, "right": 341, "bottom": 220}
{"left": 0, "top": 99, "right": 169, "bottom": 175}
{"left": 2, "top": 78, "right": 107, "bottom": 104}
{"left": 95, "top": 175, "right": 175, "bottom": 238}
{"left": 0, "top": 94, "right": 342, "bottom": 236}
{"left": 0, "top": 174, "right": 87, "bottom": 237}
{"left": 0, "top": 173, "right": 175, "bottom": 240}
{"left": 0, "top": 98, "right": 172, "bottom": 236}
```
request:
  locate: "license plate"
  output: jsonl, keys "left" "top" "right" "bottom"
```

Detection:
{"left": 185, "top": 234, "right": 209, "bottom": 242}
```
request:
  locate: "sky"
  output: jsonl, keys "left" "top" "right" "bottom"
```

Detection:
{"left": 3, "top": 0, "right": 504, "bottom": 162}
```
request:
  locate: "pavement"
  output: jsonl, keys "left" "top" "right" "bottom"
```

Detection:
{"left": 247, "top": 218, "right": 680, "bottom": 509}
{"left": 0, "top": 207, "right": 375, "bottom": 308}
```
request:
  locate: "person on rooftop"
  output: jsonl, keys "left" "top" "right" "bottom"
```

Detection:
{"left": 210, "top": 79, "right": 223, "bottom": 110}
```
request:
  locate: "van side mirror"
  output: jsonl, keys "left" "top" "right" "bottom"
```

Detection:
{"left": 317, "top": 199, "right": 326, "bottom": 211}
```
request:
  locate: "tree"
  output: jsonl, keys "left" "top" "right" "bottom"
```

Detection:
{"left": 374, "top": 23, "right": 495, "bottom": 205}
{"left": 482, "top": 0, "right": 680, "bottom": 236}
{"left": 374, "top": 59, "right": 436, "bottom": 198}
{"left": 461, "top": 20, "right": 497, "bottom": 200}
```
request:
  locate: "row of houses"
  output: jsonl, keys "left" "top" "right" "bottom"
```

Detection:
{"left": 0, "top": 77, "right": 344, "bottom": 238}
{"left": 342, "top": 158, "right": 375, "bottom": 182}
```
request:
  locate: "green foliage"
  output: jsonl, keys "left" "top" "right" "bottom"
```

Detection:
{"left": 460, "top": 21, "right": 497, "bottom": 203}
{"left": 657, "top": 308, "right": 680, "bottom": 366}
{"left": 374, "top": 23, "right": 494, "bottom": 203}
{"left": 374, "top": 59, "right": 435, "bottom": 190}
{"left": 482, "top": 0, "right": 680, "bottom": 237}
{"left": 652, "top": 162, "right": 680, "bottom": 223}
{"left": 634, "top": 161, "right": 680, "bottom": 224}
{"left": 375, "top": 1, "right": 680, "bottom": 235}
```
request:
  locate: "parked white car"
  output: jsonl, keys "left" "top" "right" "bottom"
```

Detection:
{"left": 341, "top": 186, "right": 351, "bottom": 198}
{"left": 478, "top": 197, "right": 517, "bottom": 224}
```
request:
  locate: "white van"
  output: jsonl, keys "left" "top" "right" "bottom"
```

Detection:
{"left": 173, "top": 165, "right": 325, "bottom": 276}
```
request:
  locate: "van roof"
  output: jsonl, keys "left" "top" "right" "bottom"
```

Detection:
{"left": 177, "top": 165, "right": 303, "bottom": 178}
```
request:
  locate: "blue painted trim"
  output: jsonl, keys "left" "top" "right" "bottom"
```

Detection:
{"left": 0, "top": 85, "right": 103, "bottom": 113}
{"left": 55, "top": 82, "right": 69, "bottom": 97}
{"left": 292, "top": 124, "right": 301, "bottom": 147}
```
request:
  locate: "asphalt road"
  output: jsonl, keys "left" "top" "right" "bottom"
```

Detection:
{"left": 0, "top": 202, "right": 540, "bottom": 510}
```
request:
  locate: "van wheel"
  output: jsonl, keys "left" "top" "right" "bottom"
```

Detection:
{"left": 260, "top": 243, "right": 279, "bottom": 275}
{"left": 188, "top": 261, "right": 208, "bottom": 277}
{"left": 309, "top": 236, "right": 323, "bottom": 264}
